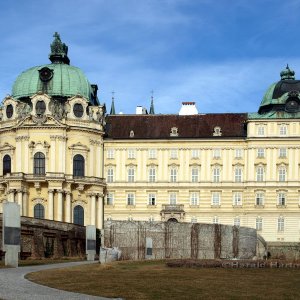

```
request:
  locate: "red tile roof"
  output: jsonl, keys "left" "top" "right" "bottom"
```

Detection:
{"left": 105, "top": 114, "right": 247, "bottom": 139}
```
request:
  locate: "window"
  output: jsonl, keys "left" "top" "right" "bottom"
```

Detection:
{"left": 277, "top": 217, "right": 284, "bottom": 231}
{"left": 279, "top": 148, "right": 287, "bottom": 158}
{"left": 256, "top": 217, "right": 263, "bottom": 231}
{"left": 148, "top": 149, "right": 157, "bottom": 159}
{"left": 6, "top": 104, "right": 13, "bottom": 119}
{"left": 256, "top": 193, "right": 264, "bottom": 206}
{"left": 212, "top": 192, "right": 220, "bottom": 206}
{"left": 213, "top": 126, "right": 222, "bottom": 136}
{"left": 278, "top": 193, "right": 286, "bottom": 206}
{"left": 234, "top": 167, "right": 242, "bottom": 182}
{"left": 191, "top": 216, "right": 197, "bottom": 223}
{"left": 73, "top": 154, "right": 84, "bottom": 177}
{"left": 257, "top": 148, "right": 265, "bottom": 158}
{"left": 213, "top": 149, "right": 221, "bottom": 159}
{"left": 278, "top": 167, "right": 286, "bottom": 182}
{"left": 3, "top": 154, "right": 11, "bottom": 175}
{"left": 107, "top": 168, "right": 114, "bottom": 183}
{"left": 73, "top": 103, "right": 84, "bottom": 118}
{"left": 128, "top": 168, "right": 135, "bottom": 182}
{"left": 170, "top": 127, "right": 178, "bottom": 137}
{"left": 34, "top": 152, "right": 45, "bottom": 175}
{"left": 107, "top": 149, "right": 115, "bottom": 159}
{"left": 256, "top": 166, "right": 264, "bottom": 182}
{"left": 73, "top": 205, "right": 84, "bottom": 225}
{"left": 191, "top": 149, "right": 199, "bottom": 159}
{"left": 213, "top": 216, "right": 219, "bottom": 224}
{"left": 233, "top": 192, "right": 242, "bottom": 206}
{"left": 34, "top": 204, "right": 44, "bottom": 219}
{"left": 148, "top": 194, "right": 156, "bottom": 206}
{"left": 234, "top": 217, "right": 240, "bottom": 227}
{"left": 169, "top": 193, "right": 177, "bottom": 205}
{"left": 170, "top": 149, "right": 178, "bottom": 159}
{"left": 107, "top": 193, "right": 114, "bottom": 205}
{"left": 235, "top": 149, "right": 242, "bottom": 158}
{"left": 127, "top": 193, "right": 135, "bottom": 206}
{"left": 170, "top": 168, "right": 177, "bottom": 182}
{"left": 190, "top": 192, "right": 199, "bottom": 206}
{"left": 36, "top": 101, "right": 46, "bottom": 116}
{"left": 191, "top": 168, "right": 199, "bottom": 183}
{"left": 279, "top": 125, "right": 287, "bottom": 136}
{"left": 128, "top": 149, "right": 136, "bottom": 159}
{"left": 213, "top": 167, "right": 220, "bottom": 182}
{"left": 149, "top": 168, "right": 156, "bottom": 182}
{"left": 257, "top": 126, "right": 265, "bottom": 136}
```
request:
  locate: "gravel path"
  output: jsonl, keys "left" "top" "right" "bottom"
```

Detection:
{"left": 0, "top": 261, "right": 121, "bottom": 300}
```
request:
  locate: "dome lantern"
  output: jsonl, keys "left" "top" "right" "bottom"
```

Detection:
{"left": 49, "top": 32, "right": 70, "bottom": 65}
{"left": 280, "top": 64, "right": 295, "bottom": 80}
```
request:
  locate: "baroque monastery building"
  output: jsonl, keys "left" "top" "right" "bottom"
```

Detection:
{"left": 1, "top": 34, "right": 300, "bottom": 244}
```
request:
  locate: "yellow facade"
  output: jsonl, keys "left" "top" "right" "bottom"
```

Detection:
{"left": 104, "top": 119, "right": 300, "bottom": 243}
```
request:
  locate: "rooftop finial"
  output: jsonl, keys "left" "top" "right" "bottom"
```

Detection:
{"left": 49, "top": 32, "right": 70, "bottom": 64}
{"left": 280, "top": 64, "right": 295, "bottom": 80}
{"left": 149, "top": 90, "right": 155, "bottom": 114}
{"left": 110, "top": 91, "right": 116, "bottom": 115}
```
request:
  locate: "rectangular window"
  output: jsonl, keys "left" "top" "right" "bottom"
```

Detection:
{"left": 277, "top": 217, "right": 284, "bottom": 231}
{"left": 213, "top": 216, "right": 219, "bottom": 224}
{"left": 169, "top": 192, "right": 177, "bottom": 205}
{"left": 256, "top": 218, "right": 263, "bottom": 231}
{"left": 234, "top": 217, "right": 240, "bottom": 227}
{"left": 107, "top": 149, "right": 114, "bottom": 159}
{"left": 170, "top": 149, "right": 178, "bottom": 159}
{"left": 128, "top": 168, "right": 135, "bottom": 182}
{"left": 257, "top": 148, "right": 265, "bottom": 158}
{"left": 170, "top": 168, "right": 177, "bottom": 182}
{"left": 107, "top": 193, "right": 114, "bottom": 205}
{"left": 148, "top": 193, "right": 156, "bottom": 206}
{"left": 257, "top": 126, "right": 265, "bottom": 136}
{"left": 278, "top": 168, "right": 286, "bottom": 182}
{"left": 213, "top": 168, "right": 220, "bottom": 182}
{"left": 191, "top": 149, "right": 199, "bottom": 159}
{"left": 278, "top": 193, "right": 286, "bottom": 206}
{"left": 149, "top": 168, "right": 156, "bottom": 182}
{"left": 148, "top": 149, "right": 157, "bottom": 159}
{"left": 107, "top": 168, "right": 114, "bottom": 183}
{"left": 127, "top": 193, "right": 135, "bottom": 206}
{"left": 279, "top": 148, "right": 287, "bottom": 158}
{"left": 256, "top": 167, "right": 264, "bottom": 182}
{"left": 128, "top": 149, "right": 136, "bottom": 159}
{"left": 212, "top": 192, "right": 220, "bottom": 206}
{"left": 235, "top": 149, "right": 242, "bottom": 158}
{"left": 191, "top": 168, "right": 199, "bottom": 183}
{"left": 256, "top": 193, "right": 264, "bottom": 206}
{"left": 233, "top": 192, "right": 242, "bottom": 206}
{"left": 279, "top": 125, "right": 287, "bottom": 136}
{"left": 190, "top": 192, "right": 199, "bottom": 206}
{"left": 234, "top": 168, "right": 242, "bottom": 182}
{"left": 213, "top": 149, "right": 221, "bottom": 159}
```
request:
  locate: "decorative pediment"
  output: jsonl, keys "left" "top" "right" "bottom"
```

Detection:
{"left": 0, "top": 142, "right": 15, "bottom": 152}
{"left": 69, "top": 142, "right": 90, "bottom": 152}
{"left": 15, "top": 114, "right": 67, "bottom": 128}
{"left": 32, "top": 197, "right": 47, "bottom": 204}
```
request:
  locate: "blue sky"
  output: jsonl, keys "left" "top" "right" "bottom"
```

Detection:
{"left": 0, "top": 0, "right": 300, "bottom": 114}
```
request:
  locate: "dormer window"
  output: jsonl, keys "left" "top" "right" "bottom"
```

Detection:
{"left": 213, "top": 126, "right": 222, "bottom": 136}
{"left": 129, "top": 130, "right": 134, "bottom": 138}
{"left": 170, "top": 127, "right": 178, "bottom": 137}
{"left": 6, "top": 104, "right": 13, "bottom": 119}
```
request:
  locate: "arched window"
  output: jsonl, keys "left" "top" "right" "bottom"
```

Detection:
{"left": 73, "top": 154, "right": 85, "bottom": 177}
{"left": 34, "top": 204, "right": 44, "bottom": 219}
{"left": 73, "top": 205, "right": 84, "bottom": 225}
{"left": 3, "top": 154, "right": 11, "bottom": 175}
{"left": 34, "top": 152, "right": 45, "bottom": 175}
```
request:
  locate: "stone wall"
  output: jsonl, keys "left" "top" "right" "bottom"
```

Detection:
{"left": 0, "top": 214, "right": 86, "bottom": 258}
{"left": 104, "top": 221, "right": 259, "bottom": 260}
{"left": 267, "top": 242, "right": 300, "bottom": 261}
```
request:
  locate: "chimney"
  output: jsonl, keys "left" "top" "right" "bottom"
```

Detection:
{"left": 179, "top": 102, "right": 198, "bottom": 115}
{"left": 136, "top": 106, "right": 148, "bottom": 115}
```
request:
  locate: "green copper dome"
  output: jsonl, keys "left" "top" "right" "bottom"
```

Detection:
{"left": 259, "top": 65, "right": 300, "bottom": 114}
{"left": 11, "top": 33, "right": 98, "bottom": 104}
{"left": 12, "top": 63, "right": 92, "bottom": 101}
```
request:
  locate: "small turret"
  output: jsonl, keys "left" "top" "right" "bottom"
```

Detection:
{"left": 110, "top": 92, "right": 116, "bottom": 115}
{"left": 280, "top": 64, "right": 295, "bottom": 80}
